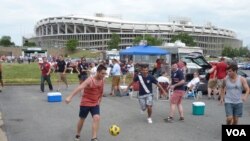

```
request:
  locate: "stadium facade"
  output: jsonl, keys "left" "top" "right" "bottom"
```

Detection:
{"left": 27, "top": 14, "right": 242, "bottom": 56}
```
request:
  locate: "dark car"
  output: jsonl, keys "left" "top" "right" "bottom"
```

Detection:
{"left": 182, "top": 53, "right": 250, "bottom": 94}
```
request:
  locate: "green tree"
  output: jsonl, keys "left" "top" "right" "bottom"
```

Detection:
{"left": 133, "top": 35, "right": 163, "bottom": 46}
{"left": 238, "top": 47, "right": 249, "bottom": 57}
{"left": 0, "top": 36, "right": 15, "bottom": 47}
{"left": 107, "top": 33, "right": 121, "bottom": 50}
{"left": 170, "top": 33, "right": 196, "bottom": 46}
{"left": 221, "top": 46, "right": 250, "bottom": 58}
{"left": 133, "top": 36, "right": 142, "bottom": 45}
{"left": 66, "top": 39, "right": 78, "bottom": 52}
{"left": 23, "top": 41, "right": 36, "bottom": 47}
{"left": 222, "top": 46, "right": 233, "bottom": 57}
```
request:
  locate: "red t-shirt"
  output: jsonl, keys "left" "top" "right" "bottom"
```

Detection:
{"left": 208, "top": 65, "right": 216, "bottom": 79}
{"left": 216, "top": 62, "right": 227, "bottom": 79}
{"left": 156, "top": 60, "right": 161, "bottom": 69}
{"left": 80, "top": 77, "right": 104, "bottom": 106}
{"left": 40, "top": 62, "right": 51, "bottom": 76}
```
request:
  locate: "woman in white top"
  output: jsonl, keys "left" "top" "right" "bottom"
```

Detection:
{"left": 127, "top": 60, "right": 134, "bottom": 78}
{"left": 89, "top": 62, "right": 97, "bottom": 77}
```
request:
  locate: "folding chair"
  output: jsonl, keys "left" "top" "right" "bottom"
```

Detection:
{"left": 119, "top": 85, "right": 128, "bottom": 97}
{"left": 184, "top": 82, "right": 200, "bottom": 100}
{"left": 156, "top": 77, "right": 170, "bottom": 101}
{"left": 156, "top": 82, "right": 169, "bottom": 100}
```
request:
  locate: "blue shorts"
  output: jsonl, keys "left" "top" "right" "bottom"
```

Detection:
{"left": 225, "top": 103, "right": 243, "bottom": 117}
{"left": 79, "top": 105, "right": 100, "bottom": 119}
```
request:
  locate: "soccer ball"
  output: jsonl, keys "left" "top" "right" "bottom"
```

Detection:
{"left": 109, "top": 124, "right": 120, "bottom": 136}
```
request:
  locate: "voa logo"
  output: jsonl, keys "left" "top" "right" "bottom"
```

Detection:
{"left": 226, "top": 129, "right": 246, "bottom": 136}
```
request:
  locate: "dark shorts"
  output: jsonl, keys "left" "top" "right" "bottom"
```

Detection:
{"left": 79, "top": 105, "right": 100, "bottom": 119}
{"left": 225, "top": 103, "right": 243, "bottom": 117}
{"left": 78, "top": 74, "right": 88, "bottom": 81}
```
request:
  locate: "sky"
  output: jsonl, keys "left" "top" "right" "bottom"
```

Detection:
{"left": 0, "top": 0, "right": 250, "bottom": 47}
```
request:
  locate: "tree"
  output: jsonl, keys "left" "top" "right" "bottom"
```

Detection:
{"left": 66, "top": 39, "right": 78, "bottom": 52}
{"left": 0, "top": 36, "right": 15, "bottom": 47}
{"left": 107, "top": 33, "right": 121, "bottom": 50}
{"left": 133, "top": 35, "right": 163, "bottom": 46}
{"left": 222, "top": 46, "right": 250, "bottom": 58}
{"left": 238, "top": 47, "right": 249, "bottom": 57}
{"left": 170, "top": 33, "right": 196, "bottom": 46}
{"left": 23, "top": 41, "right": 36, "bottom": 47}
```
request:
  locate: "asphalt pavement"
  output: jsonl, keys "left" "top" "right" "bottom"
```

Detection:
{"left": 0, "top": 83, "right": 250, "bottom": 141}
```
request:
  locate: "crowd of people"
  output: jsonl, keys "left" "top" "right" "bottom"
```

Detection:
{"left": 1, "top": 54, "right": 249, "bottom": 141}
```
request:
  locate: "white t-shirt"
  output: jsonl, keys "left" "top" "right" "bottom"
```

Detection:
{"left": 127, "top": 64, "right": 134, "bottom": 72}
{"left": 90, "top": 66, "right": 97, "bottom": 77}
{"left": 187, "top": 77, "right": 200, "bottom": 89}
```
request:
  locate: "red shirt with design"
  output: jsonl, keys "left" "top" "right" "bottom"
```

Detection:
{"left": 40, "top": 62, "right": 51, "bottom": 76}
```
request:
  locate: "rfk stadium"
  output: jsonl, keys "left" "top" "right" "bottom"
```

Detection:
{"left": 27, "top": 13, "right": 242, "bottom": 55}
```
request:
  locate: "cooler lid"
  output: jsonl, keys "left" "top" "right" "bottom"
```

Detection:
{"left": 47, "top": 92, "right": 62, "bottom": 96}
{"left": 193, "top": 101, "right": 205, "bottom": 106}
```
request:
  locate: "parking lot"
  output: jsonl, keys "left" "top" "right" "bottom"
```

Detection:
{"left": 0, "top": 83, "right": 250, "bottom": 141}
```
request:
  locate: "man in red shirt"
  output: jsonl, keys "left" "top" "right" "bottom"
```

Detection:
{"left": 40, "top": 57, "right": 53, "bottom": 92}
{"left": 65, "top": 65, "right": 107, "bottom": 141}
{"left": 207, "top": 62, "right": 217, "bottom": 99}
{"left": 215, "top": 57, "right": 228, "bottom": 99}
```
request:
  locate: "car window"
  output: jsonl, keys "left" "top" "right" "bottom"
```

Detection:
{"left": 192, "top": 57, "right": 209, "bottom": 66}
{"left": 181, "top": 57, "right": 192, "bottom": 63}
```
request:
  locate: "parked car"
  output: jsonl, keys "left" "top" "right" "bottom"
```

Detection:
{"left": 182, "top": 53, "right": 250, "bottom": 94}
{"left": 182, "top": 53, "right": 211, "bottom": 94}
{"left": 238, "top": 62, "right": 246, "bottom": 70}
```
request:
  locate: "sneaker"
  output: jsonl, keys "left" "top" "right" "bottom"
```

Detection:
{"left": 164, "top": 116, "right": 173, "bottom": 123}
{"left": 74, "top": 135, "right": 80, "bottom": 141}
{"left": 179, "top": 117, "right": 184, "bottom": 121}
{"left": 91, "top": 138, "right": 99, "bottom": 141}
{"left": 147, "top": 118, "right": 153, "bottom": 124}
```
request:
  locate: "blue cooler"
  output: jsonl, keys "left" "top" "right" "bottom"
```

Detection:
{"left": 47, "top": 92, "right": 62, "bottom": 102}
{"left": 192, "top": 102, "right": 205, "bottom": 115}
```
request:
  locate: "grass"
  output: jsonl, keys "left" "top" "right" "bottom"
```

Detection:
{"left": 2, "top": 63, "right": 80, "bottom": 85}
{"left": 66, "top": 50, "right": 103, "bottom": 58}
{"left": 2, "top": 62, "right": 134, "bottom": 85}
{"left": 2, "top": 50, "right": 104, "bottom": 85}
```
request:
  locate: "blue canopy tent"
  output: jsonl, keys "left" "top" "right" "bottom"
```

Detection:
{"left": 119, "top": 45, "right": 169, "bottom": 55}
{"left": 119, "top": 45, "right": 171, "bottom": 72}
